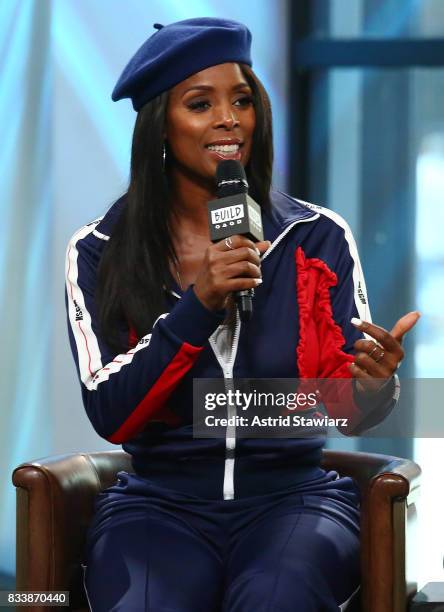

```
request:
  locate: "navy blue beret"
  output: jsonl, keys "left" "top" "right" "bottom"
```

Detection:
{"left": 112, "top": 17, "right": 253, "bottom": 111}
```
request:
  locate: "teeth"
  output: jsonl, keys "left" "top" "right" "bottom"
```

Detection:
{"left": 207, "top": 144, "right": 239, "bottom": 152}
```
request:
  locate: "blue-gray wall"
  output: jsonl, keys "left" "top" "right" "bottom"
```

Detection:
{"left": 0, "top": 0, "right": 289, "bottom": 576}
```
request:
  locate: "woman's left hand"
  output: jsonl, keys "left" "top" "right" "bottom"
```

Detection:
{"left": 348, "top": 311, "right": 421, "bottom": 393}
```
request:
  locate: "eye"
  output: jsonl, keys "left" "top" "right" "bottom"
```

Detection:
{"left": 234, "top": 95, "right": 253, "bottom": 107}
{"left": 187, "top": 99, "right": 210, "bottom": 111}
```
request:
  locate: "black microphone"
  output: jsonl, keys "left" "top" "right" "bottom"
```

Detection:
{"left": 207, "top": 160, "right": 264, "bottom": 322}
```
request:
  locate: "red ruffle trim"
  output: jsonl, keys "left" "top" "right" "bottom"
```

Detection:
{"left": 295, "top": 246, "right": 354, "bottom": 378}
{"left": 295, "top": 247, "right": 361, "bottom": 426}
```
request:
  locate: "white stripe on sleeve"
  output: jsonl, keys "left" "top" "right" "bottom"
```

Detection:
{"left": 65, "top": 222, "right": 169, "bottom": 391}
{"left": 66, "top": 223, "right": 104, "bottom": 386}
{"left": 86, "top": 314, "right": 168, "bottom": 391}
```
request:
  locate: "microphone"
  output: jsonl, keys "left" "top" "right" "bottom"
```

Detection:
{"left": 207, "top": 160, "right": 264, "bottom": 322}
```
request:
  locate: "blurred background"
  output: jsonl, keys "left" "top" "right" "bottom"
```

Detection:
{"left": 1, "top": 0, "right": 443, "bottom": 592}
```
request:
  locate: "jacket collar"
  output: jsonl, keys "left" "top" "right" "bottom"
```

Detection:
{"left": 264, "top": 190, "right": 318, "bottom": 243}
{"left": 95, "top": 191, "right": 319, "bottom": 300}
{"left": 95, "top": 190, "right": 318, "bottom": 246}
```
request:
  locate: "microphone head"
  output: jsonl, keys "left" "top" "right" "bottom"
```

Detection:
{"left": 216, "top": 160, "right": 249, "bottom": 197}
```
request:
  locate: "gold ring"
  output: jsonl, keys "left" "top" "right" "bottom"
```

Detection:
{"left": 368, "top": 344, "right": 379, "bottom": 358}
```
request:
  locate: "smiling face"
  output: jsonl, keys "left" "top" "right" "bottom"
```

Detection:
{"left": 165, "top": 63, "right": 256, "bottom": 187}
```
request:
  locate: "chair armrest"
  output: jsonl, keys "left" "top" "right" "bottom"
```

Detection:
{"left": 12, "top": 450, "right": 132, "bottom": 609}
{"left": 322, "top": 449, "right": 421, "bottom": 612}
{"left": 322, "top": 449, "right": 420, "bottom": 504}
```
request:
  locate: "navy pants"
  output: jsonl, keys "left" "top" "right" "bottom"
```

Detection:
{"left": 83, "top": 470, "right": 361, "bottom": 611}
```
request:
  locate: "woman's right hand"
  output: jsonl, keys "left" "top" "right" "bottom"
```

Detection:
{"left": 193, "top": 235, "right": 271, "bottom": 311}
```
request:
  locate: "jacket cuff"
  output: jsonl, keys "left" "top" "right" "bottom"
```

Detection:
{"left": 339, "top": 375, "right": 400, "bottom": 436}
{"left": 353, "top": 374, "right": 400, "bottom": 412}
{"left": 163, "top": 285, "right": 226, "bottom": 347}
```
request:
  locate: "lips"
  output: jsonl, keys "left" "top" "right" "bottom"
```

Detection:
{"left": 206, "top": 138, "right": 243, "bottom": 147}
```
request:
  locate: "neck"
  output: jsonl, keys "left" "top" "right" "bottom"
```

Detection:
{"left": 169, "top": 167, "right": 215, "bottom": 238}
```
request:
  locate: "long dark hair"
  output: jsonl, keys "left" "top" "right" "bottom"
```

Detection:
{"left": 96, "top": 64, "right": 273, "bottom": 353}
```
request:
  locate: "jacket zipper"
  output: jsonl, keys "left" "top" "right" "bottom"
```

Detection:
{"left": 169, "top": 212, "right": 320, "bottom": 501}
{"left": 214, "top": 214, "right": 320, "bottom": 501}
{"left": 221, "top": 309, "right": 241, "bottom": 500}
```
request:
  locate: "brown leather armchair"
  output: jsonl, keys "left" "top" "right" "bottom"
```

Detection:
{"left": 12, "top": 449, "right": 421, "bottom": 612}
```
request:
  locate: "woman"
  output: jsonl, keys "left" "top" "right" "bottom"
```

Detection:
{"left": 66, "top": 17, "right": 419, "bottom": 611}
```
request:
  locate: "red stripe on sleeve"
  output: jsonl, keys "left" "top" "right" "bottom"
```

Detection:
{"left": 108, "top": 341, "right": 203, "bottom": 444}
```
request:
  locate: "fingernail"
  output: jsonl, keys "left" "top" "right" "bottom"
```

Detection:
{"left": 351, "top": 317, "right": 362, "bottom": 327}
{"left": 255, "top": 247, "right": 260, "bottom": 256}
{"left": 254, "top": 278, "right": 263, "bottom": 285}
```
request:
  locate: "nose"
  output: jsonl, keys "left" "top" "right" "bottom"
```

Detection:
{"left": 214, "top": 104, "right": 240, "bottom": 130}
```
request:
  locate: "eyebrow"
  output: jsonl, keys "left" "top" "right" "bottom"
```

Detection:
{"left": 182, "top": 82, "right": 251, "bottom": 95}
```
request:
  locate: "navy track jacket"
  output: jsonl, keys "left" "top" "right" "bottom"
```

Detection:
{"left": 66, "top": 191, "right": 399, "bottom": 499}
